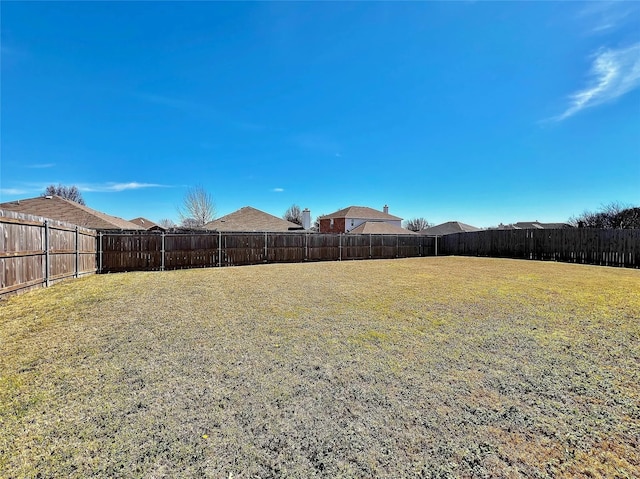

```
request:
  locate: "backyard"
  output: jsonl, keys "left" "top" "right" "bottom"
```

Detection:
{"left": 1, "top": 257, "right": 639, "bottom": 478}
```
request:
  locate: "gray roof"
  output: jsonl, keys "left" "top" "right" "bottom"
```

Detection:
{"left": 493, "top": 222, "right": 573, "bottom": 230}
{"left": 204, "top": 206, "right": 304, "bottom": 232}
{"left": 419, "top": 221, "right": 481, "bottom": 236}
{"left": 513, "top": 222, "right": 573, "bottom": 229}
{"left": 320, "top": 206, "right": 402, "bottom": 221}
{"left": 348, "top": 221, "right": 416, "bottom": 235}
{"left": 0, "top": 196, "right": 144, "bottom": 230}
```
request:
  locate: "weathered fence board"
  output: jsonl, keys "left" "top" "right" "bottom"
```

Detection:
{"left": 307, "top": 234, "right": 341, "bottom": 261}
{"left": 1, "top": 210, "right": 97, "bottom": 296}
{"left": 438, "top": 228, "right": 639, "bottom": 268}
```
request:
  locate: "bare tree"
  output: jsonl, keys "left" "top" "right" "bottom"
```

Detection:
{"left": 177, "top": 186, "right": 216, "bottom": 228}
{"left": 158, "top": 218, "right": 176, "bottom": 229}
{"left": 569, "top": 202, "right": 640, "bottom": 229}
{"left": 617, "top": 206, "right": 640, "bottom": 228}
{"left": 312, "top": 214, "right": 325, "bottom": 232}
{"left": 403, "top": 217, "right": 432, "bottom": 232}
{"left": 283, "top": 204, "right": 303, "bottom": 226}
{"left": 43, "top": 184, "right": 85, "bottom": 205}
{"left": 180, "top": 218, "right": 203, "bottom": 229}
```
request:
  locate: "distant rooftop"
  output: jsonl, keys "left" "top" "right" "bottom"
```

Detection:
{"left": 348, "top": 221, "right": 416, "bottom": 235}
{"left": 495, "top": 221, "right": 573, "bottom": 230}
{"left": 0, "top": 195, "right": 144, "bottom": 230}
{"left": 320, "top": 206, "right": 402, "bottom": 221}
{"left": 204, "top": 206, "right": 303, "bottom": 232}
{"left": 129, "top": 217, "right": 164, "bottom": 230}
{"left": 419, "top": 221, "right": 481, "bottom": 236}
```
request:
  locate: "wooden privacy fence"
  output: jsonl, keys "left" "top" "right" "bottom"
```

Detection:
{"left": 439, "top": 228, "right": 640, "bottom": 268}
{"left": 98, "top": 231, "right": 436, "bottom": 272}
{"left": 1, "top": 210, "right": 97, "bottom": 296}
{"left": 4, "top": 214, "right": 636, "bottom": 297}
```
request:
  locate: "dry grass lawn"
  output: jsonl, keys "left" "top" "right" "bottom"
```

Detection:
{"left": 1, "top": 257, "right": 639, "bottom": 478}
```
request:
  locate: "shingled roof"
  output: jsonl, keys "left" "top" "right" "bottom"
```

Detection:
{"left": 320, "top": 206, "right": 402, "bottom": 221}
{"left": 0, "top": 196, "right": 144, "bottom": 230}
{"left": 204, "top": 206, "right": 304, "bottom": 232}
{"left": 512, "top": 221, "right": 573, "bottom": 229}
{"left": 129, "top": 217, "right": 164, "bottom": 230}
{"left": 348, "top": 221, "right": 416, "bottom": 235}
{"left": 419, "top": 221, "right": 480, "bottom": 236}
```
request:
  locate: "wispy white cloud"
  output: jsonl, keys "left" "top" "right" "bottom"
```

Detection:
{"left": 136, "top": 92, "right": 217, "bottom": 117}
{"left": 0, "top": 188, "right": 28, "bottom": 195}
{"left": 81, "top": 182, "right": 168, "bottom": 193}
{"left": 0, "top": 182, "right": 169, "bottom": 201}
{"left": 0, "top": 182, "right": 51, "bottom": 197}
{"left": 26, "top": 163, "right": 55, "bottom": 169}
{"left": 579, "top": 1, "right": 635, "bottom": 35}
{"left": 272, "top": 187, "right": 284, "bottom": 193}
{"left": 552, "top": 43, "right": 640, "bottom": 121}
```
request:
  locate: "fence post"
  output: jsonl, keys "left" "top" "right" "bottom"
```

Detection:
{"left": 305, "top": 233, "right": 308, "bottom": 261}
{"left": 98, "top": 232, "right": 103, "bottom": 272}
{"left": 339, "top": 234, "right": 342, "bottom": 261}
{"left": 75, "top": 225, "right": 79, "bottom": 278}
{"left": 396, "top": 235, "right": 399, "bottom": 258}
{"left": 435, "top": 236, "right": 438, "bottom": 256}
{"left": 218, "top": 231, "right": 222, "bottom": 267}
{"left": 44, "top": 220, "right": 50, "bottom": 287}
{"left": 529, "top": 229, "right": 534, "bottom": 260}
{"left": 161, "top": 232, "right": 165, "bottom": 271}
{"left": 265, "top": 232, "right": 268, "bottom": 263}
{"left": 369, "top": 234, "right": 372, "bottom": 259}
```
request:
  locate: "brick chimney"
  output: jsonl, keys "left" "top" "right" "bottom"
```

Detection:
{"left": 383, "top": 205, "right": 389, "bottom": 214}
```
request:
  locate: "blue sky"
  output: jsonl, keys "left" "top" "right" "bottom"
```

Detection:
{"left": 1, "top": 1, "right": 639, "bottom": 228}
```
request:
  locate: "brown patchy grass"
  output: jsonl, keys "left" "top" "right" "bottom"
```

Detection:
{"left": 1, "top": 257, "right": 639, "bottom": 478}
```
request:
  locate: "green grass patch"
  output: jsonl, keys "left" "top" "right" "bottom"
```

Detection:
{"left": 1, "top": 257, "right": 639, "bottom": 477}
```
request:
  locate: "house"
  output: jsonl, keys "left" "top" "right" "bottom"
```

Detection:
{"left": 319, "top": 205, "right": 402, "bottom": 233}
{"left": 513, "top": 221, "right": 572, "bottom": 229}
{"left": 129, "top": 217, "right": 165, "bottom": 231}
{"left": 203, "top": 206, "right": 304, "bottom": 232}
{"left": 494, "top": 221, "right": 573, "bottom": 230}
{"left": 419, "top": 221, "right": 481, "bottom": 236}
{"left": 0, "top": 195, "right": 144, "bottom": 230}
{"left": 348, "top": 221, "right": 416, "bottom": 235}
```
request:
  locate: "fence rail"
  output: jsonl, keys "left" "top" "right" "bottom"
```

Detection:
{"left": 98, "top": 231, "right": 436, "bottom": 272}
{"left": 0, "top": 210, "right": 97, "bottom": 296}
{"left": 439, "top": 228, "right": 640, "bottom": 268}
